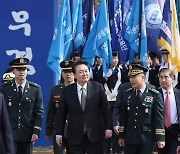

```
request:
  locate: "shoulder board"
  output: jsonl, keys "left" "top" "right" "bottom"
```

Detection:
{"left": 54, "top": 84, "right": 63, "bottom": 88}
{"left": 29, "top": 82, "right": 39, "bottom": 87}
{"left": 126, "top": 87, "right": 133, "bottom": 92}
{"left": 148, "top": 88, "right": 159, "bottom": 94}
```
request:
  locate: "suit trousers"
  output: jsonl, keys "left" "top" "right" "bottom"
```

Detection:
{"left": 104, "top": 101, "right": 121, "bottom": 153}
{"left": 158, "top": 124, "right": 179, "bottom": 154}
{"left": 14, "top": 141, "right": 32, "bottom": 154}
{"left": 68, "top": 132, "right": 103, "bottom": 154}
{"left": 124, "top": 143, "right": 154, "bottom": 154}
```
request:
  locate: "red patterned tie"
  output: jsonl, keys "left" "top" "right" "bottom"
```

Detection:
{"left": 165, "top": 91, "right": 171, "bottom": 128}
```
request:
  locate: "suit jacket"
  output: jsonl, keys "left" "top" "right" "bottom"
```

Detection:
{"left": 119, "top": 84, "right": 165, "bottom": 144}
{"left": 0, "top": 93, "right": 14, "bottom": 154}
{"left": 56, "top": 81, "right": 112, "bottom": 145}
{"left": 158, "top": 87, "right": 180, "bottom": 145}
{"left": 113, "top": 82, "right": 155, "bottom": 127}
{"left": 1, "top": 79, "right": 44, "bottom": 142}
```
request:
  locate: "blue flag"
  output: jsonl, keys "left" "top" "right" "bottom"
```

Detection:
{"left": 82, "top": 0, "right": 112, "bottom": 74}
{"left": 72, "top": 0, "right": 84, "bottom": 49}
{"left": 82, "top": 0, "right": 95, "bottom": 44}
{"left": 47, "top": 0, "right": 73, "bottom": 75}
{"left": 109, "top": 0, "right": 130, "bottom": 63}
{"left": 124, "top": 0, "right": 148, "bottom": 67}
{"left": 145, "top": 0, "right": 162, "bottom": 54}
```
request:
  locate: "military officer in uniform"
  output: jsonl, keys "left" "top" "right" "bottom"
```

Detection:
{"left": 1, "top": 58, "right": 44, "bottom": 154}
{"left": 46, "top": 60, "right": 75, "bottom": 154}
{"left": 118, "top": 61, "right": 165, "bottom": 154}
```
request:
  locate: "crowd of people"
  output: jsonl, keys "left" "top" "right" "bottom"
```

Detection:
{"left": 0, "top": 48, "right": 180, "bottom": 154}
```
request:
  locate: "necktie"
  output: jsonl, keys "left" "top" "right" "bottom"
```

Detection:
{"left": 136, "top": 89, "right": 141, "bottom": 100}
{"left": 81, "top": 87, "right": 86, "bottom": 111}
{"left": 81, "top": 87, "right": 87, "bottom": 133}
{"left": 165, "top": 91, "right": 171, "bottom": 128}
{"left": 18, "top": 85, "right": 23, "bottom": 100}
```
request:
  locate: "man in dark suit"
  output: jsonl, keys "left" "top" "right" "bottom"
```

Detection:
{"left": 118, "top": 61, "right": 165, "bottom": 154}
{"left": 1, "top": 58, "right": 44, "bottom": 154}
{"left": 56, "top": 60, "right": 112, "bottom": 154}
{"left": 46, "top": 60, "right": 75, "bottom": 154}
{"left": 158, "top": 68, "right": 180, "bottom": 154}
{"left": 0, "top": 93, "right": 14, "bottom": 154}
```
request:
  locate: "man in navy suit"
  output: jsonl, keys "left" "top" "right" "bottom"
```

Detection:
{"left": 0, "top": 93, "right": 14, "bottom": 154}
{"left": 56, "top": 60, "right": 112, "bottom": 154}
{"left": 158, "top": 68, "right": 180, "bottom": 154}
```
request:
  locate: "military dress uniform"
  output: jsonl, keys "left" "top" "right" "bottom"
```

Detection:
{"left": 0, "top": 58, "right": 44, "bottom": 154}
{"left": 46, "top": 84, "right": 67, "bottom": 154}
{"left": 119, "top": 62, "right": 165, "bottom": 154}
{"left": 1, "top": 80, "right": 44, "bottom": 153}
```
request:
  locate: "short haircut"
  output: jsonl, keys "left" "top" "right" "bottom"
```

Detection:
{"left": 159, "top": 68, "right": 174, "bottom": 78}
{"left": 72, "top": 60, "right": 88, "bottom": 73}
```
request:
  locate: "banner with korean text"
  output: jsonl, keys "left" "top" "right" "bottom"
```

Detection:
{"left": 0, "top": 0, "right": 59, "bottom": 146}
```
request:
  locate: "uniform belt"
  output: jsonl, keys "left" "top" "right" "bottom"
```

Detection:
{"left": 165, "top": 124, "right": 179, "bottom": 129}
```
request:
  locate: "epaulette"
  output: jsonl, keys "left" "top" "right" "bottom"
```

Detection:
{"left": 54, "top": 84, "right": 63, "bottom": 88}
{"left": 126, "top": 87, "right": 133, "bottom": 92}
{"left": 148, "top": 88, "right": 159, "bottom": 94}
{"left": 29, "top": 82, "right": 39, "bottom": 87}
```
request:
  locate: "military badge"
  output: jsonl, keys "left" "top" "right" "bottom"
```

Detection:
{"left": 144, "top": 96, "right": 153, "bottom": 103}
{"left": 20, "top": 58, "right": 24, "bottom": 63}
{"left": 54, "top": 95, "right": 60, "bottom": 99}
{"left": 65, "top": 61, "right": 69, "bottom": 66}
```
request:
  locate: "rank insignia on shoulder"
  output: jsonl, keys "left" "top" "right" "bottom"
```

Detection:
{"left": 54, "top": 95, "right": 60, "bottom": 99}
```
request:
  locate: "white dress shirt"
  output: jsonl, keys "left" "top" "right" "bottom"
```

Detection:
{"left": 77, "top": 82, "right": 87, "bottom": 104}
{"left": 162, "top": 88, "right": 178, "bottom": 124}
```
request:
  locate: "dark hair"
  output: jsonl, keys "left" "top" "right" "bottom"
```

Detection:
{"left": 72, "top": 60, "right": 88, "bottom": 73}
{"left": 159, "top": 68, "right": 175, "bottom": 78}
{"left": 134, "top": 53, "right": 139, "bottom": 58}
{"left": 5, "top": 67, "right": 13, "bottom": 73}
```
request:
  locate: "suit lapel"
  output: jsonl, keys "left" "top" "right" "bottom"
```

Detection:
{"left": 85, "top": 81, "right": 92, "bottom": 110}
{"left": 174, "top": 88, "right": 180, "bottom": 126}
{"left": 72, "top": 83, "right": 82, "bottom": 111}
{"left": 11, "top": 80, "right": 19, "bottom": 101}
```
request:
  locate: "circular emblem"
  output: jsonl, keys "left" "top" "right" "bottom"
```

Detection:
{"left": 145, "top": 4, "right": 162, "bottom": 29}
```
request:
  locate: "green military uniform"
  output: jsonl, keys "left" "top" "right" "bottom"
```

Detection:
{"left": 0, "top": 58, "right": 44, "bottom": 154}
{"left": 1, "top": 80, "right": 43, "bottom": 140}
{"left": 119, "top": 62, "right": 165, "bottom": 154}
